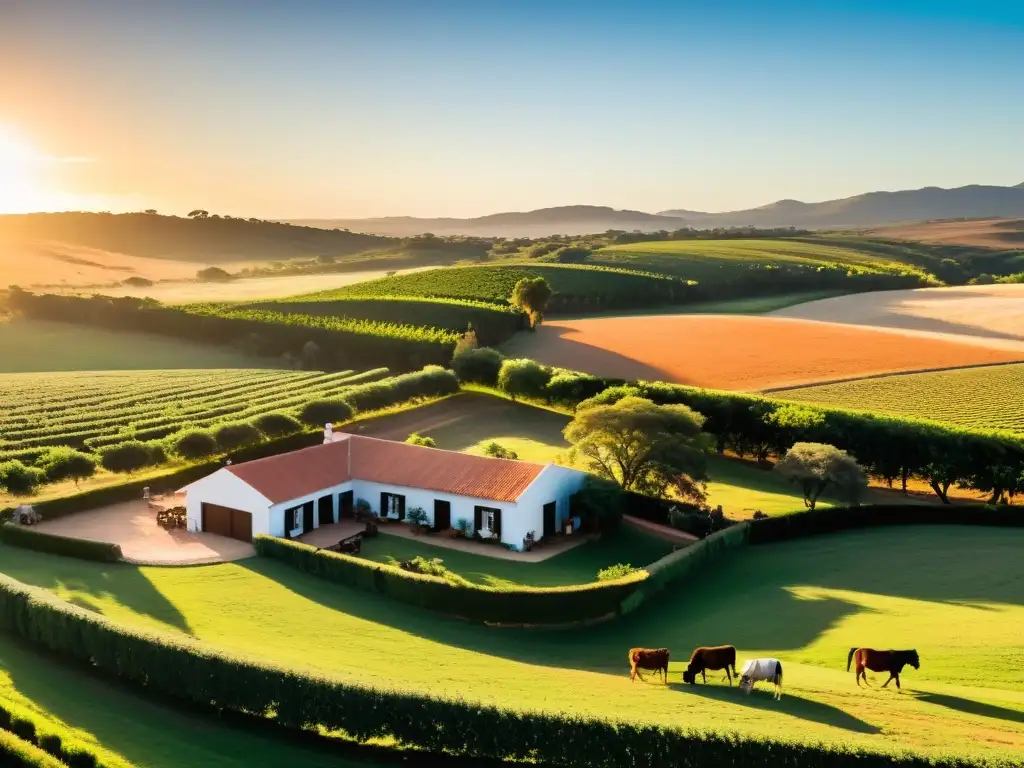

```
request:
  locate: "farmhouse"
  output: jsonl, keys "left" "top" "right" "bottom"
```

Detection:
{"left": 181, "top": 425, "right": 587, "bottom": 551}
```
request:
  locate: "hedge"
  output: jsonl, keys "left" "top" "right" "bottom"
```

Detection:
{"left": 0, "top": 525, "right": 122, "bottom": 563}
{"left": 0, "top": 573, "right": 1010, "bottom": 768}
{"left": 254, "top": 536, "right": 645, "bottom": 625}
{"left": 748, "top": 503, "right": 1024, "bottom": 545}
{"left": 0, "top": 696, "right": 129, "bottom": 768}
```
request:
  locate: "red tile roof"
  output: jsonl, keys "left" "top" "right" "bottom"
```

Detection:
{"left": 223, "top": 434, "right": 545, "bottom": 505}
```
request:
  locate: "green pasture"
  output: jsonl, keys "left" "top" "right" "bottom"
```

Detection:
{"left": 774, "top": 363, "right": 1024, "bottom": 435}
{"left": 1, "top": 525, "right": 1021, "bottom": 760}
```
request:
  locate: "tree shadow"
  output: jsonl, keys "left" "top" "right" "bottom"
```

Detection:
{"left": 913, "top": 692, "right": 1024, "bottom": 724}
{"left": 667, "top": 681, "right": 881, "bottom": 734}
{"left": 0, "top": 545, "right": 191, "bottom": 634}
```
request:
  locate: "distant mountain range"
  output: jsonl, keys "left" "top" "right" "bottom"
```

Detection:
{"left": 289, "top": 184, "right": 1024, "bottom": 237}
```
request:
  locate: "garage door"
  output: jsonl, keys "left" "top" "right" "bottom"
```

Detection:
{"left": 201, "top": 503, "right": 253, "bottom": 542}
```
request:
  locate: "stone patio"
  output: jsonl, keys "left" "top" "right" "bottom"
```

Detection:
{"left": 296, "top": 520, "right": 364, "bottom": 548}
{"left": 32, "top": 500, "right": 255, "bottom": 566}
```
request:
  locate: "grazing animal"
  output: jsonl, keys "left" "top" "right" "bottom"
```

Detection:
{"left": 847, "top": 648, "right": 920, "bottom": 691}
{"left": 682, "top": 645, "right": 737, "bottom": 685}
{"left": 739, "top": 658, "right": 784, "bottom": 700}
{"left": 628, "top": 648, "right": 670, "bottom": 683}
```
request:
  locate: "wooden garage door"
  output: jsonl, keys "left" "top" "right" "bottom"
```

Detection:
{"left": 201, "top": 503, "right": 252, "bottom": 542}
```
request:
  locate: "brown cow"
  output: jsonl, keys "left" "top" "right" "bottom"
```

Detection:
{"left": 628, "top": 648, "right": 670, "bottom": 683}
{"left": 682, "top": 645, "right": 737, "bottom": 685}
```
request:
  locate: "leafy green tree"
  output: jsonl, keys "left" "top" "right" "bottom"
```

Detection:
{"left": 775, "top": 442, "right": 867, "bottom": 510}
{"left": 298, "top": 399, "right": 353, "bottom": 427}
{"left": 565, "top": 396, "right": 711, "bottom": 501}
{"left": 406, "top": 433, "right": 436, "bottom": 448}
{"left": 99, "top": 441, "right": 156, "bottom": 475}
{"left": 0, "top": 460, "right": 46, "bottom": 495}
{"left": 172, "top": 430, "right": 220, "bottom": 460}
{"left": 510, "top": 276, "right": 552, "bottom": 329}
{"left": 451, "top": 346, "right": 504, "bottom": 385}
{"left": 36, "top": 447, "right": 97, "bottom": 487}
{"left": 483, "top": 442, "right": 518, "bottom": 460}
{"left": 214, "top": 423, "right": 263, "bottom": 452}
{"left": 187, "top": 209, "right": 209, "bottom": 219}
{"left": 253, "top": 412, "right": 302, "bottom": 438}
{"left": 497, "top": 358, "right": 551, "bottom": 401}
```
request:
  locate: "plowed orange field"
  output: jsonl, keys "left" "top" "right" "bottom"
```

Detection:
{"left": 504, "top": 315, "right": 1024, "bottom": 391}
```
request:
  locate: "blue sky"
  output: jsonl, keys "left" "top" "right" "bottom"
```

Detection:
{"left": 1, "top": 0, "right": 1022, "bottom": 217}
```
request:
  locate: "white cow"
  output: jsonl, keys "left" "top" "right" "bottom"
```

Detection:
{"left": 739, "top": 658, "right": 783, "bottom": 699}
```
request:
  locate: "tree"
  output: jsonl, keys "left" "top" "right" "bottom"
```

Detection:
{"left": 298, "top": 399, "right": 353, "bottom": 427}
{"left": 564, "top": 396, "right": 711, "bottom": 501}
{"left": 172, "top": 430, "right": 219, "bottom": 460}
{"left": 214, "top": 423, "right": 263, "bottom": 452}
{"left": 406, "top": 433, "right": 436, "bottom": 448}
{"left": 187, "top": 209, "right": 209, "bottom": 219}
{"left": 483, "top": 442, "right": 518, "bottom": 460}
{"left": 497, "top": 358, "right": 551, "bottom": 401}
{"left": 99, "top": 441, "right": 156, "bottom": 474}
{"left": 196, "top": 266, "right": 232, "bottom": 281}
{"left": 143, "top": 209, "right": 158, "bottom": 215}
{"left": 510, "top": 276, "right": 552, "bottom": 329}
{"left": 571, "top": 476, "right": 625, "bottom": 533}
{"left": 0, "top": 460, "right": 46, "bottom": 495}
{"left": 253, "top": 412, "right": 302, "bottom": 438}
{"left": 774, "top": 442, "right": 867, "bottom": 511}
{"left": 451, "top": 346, "right": 504, "bottom": 385}
{"left": 36, "top": 447, "right": 97, "bottom": 488}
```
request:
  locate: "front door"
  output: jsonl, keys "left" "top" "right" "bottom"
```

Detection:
{"left": 543, "top": 502, "right": 557, "bottom": 537}
{"left": 433, "top": 500, "right": 451, "bottom": 532}
{"left": 317, "top": 494, "right": 334, "bottom": 526}
{"left": 339, "top": 490, "right": 354, "bottom": 518}
{"left": 302, "top": 502, "right": 315, "bottom": 533}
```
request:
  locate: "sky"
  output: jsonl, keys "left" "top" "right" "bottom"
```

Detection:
{"left": 1, "top": 0, "right": 1023, "bottom": 218}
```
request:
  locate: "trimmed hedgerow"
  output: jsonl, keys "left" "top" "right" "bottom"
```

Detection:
{"left": 0, "top": 524, "right": 123, "bottom": 563}
{"left": 0, "top": 729, "right": 66, "bottom": 768}
{"left": 342, "top": 366, "right": 459, "bottom": 413}
{"left": 0, "top": 696, "right": 130, "bottom": 768}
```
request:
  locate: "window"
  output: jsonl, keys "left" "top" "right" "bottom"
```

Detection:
{"left": 381, "top": 492, "right": 405, "bottom": 518}
{"left": 291, "top": 508, "right": 302, "bottom": 530}
{"left": 482, "top": 509, "right": 496, "bottom": 531}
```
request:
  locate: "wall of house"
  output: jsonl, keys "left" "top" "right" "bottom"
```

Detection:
{"left": 268, "top": 481, "right": 354, "bottom": 538}
{"left": 183, "top": 470, "right": 273, "bottom": 535}
{"left": 510, "top": 464, "right": 589, "bottom": 547}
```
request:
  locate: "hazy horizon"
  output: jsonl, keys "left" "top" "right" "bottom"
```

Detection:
{"left": 3, "top": 0, "right": 1023, "bottom": 220}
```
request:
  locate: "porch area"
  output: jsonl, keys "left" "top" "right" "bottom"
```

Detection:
{"left": 296, "top": 520, "right": 365, "bottom": 549}
{"left": 372, "top": 520, "right": 594, "bottom": 562}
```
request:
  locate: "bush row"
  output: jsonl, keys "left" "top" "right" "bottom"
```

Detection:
{"left": 254, "top": 536, "right": 644, "bottom": 625}
{"left": 0, "top": 572, "right": 1009, "bottom": 768}
{"left": 251, "top": 296, "right": 527, "bottom": 346}
{"left": 0, "top": 525, "right": 123, "bottom": 562}
{"left": 0, "top": 697, "right": 129, "bottom": 768}
{"left": 8, "top": 292, "right": 454, "bottom": 373}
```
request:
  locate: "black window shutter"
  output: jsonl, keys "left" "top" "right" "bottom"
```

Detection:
{"left": 380, "top": 492, "right": 388, "bottom": 517}
{"left": 474, "top": 506, "right": 482, "bottom": 533}
{"left": 284, "top": 508, "right": 291, "bottom": 539}
{"left": 398, "top": 495, "right": 406, "bottom": 520}
{"left": 493, "top": 509, "right": 502, "bottom": 537}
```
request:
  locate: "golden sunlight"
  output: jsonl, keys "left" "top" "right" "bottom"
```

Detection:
{"left": 0, "top": 124, "right": 77, "bottom": 213}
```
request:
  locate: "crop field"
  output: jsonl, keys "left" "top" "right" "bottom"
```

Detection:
{"left": 871, "top": 218, "right": 1024, "bottom": 250}
{"left": 773, "top": 283, "right": 1024, "bottom": 343}
{"left": 774, "top": 363, "right": 1024, "bottom": 433}
{"left": 2, "top": 525, "right": 1021, "bottom": 761}
{"left": 0, "top": 368, "right": 386, "bottom": 463}
{"left": 592, "top": 236, "right": 918, "bottom": 279}
{"left": 503, "top": 314, "right": 1024, "bottom": 391}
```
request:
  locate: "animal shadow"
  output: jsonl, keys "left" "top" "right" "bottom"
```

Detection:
{"left": 669, "top": 681, "right": 880, "bottom": 734}
{"left": 914, "top": 693, "right": 1024, "bottom": 724}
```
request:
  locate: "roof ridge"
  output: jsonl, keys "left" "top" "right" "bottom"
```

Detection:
{"left": 348, "top": 432, "right": 547, "bottom": 468}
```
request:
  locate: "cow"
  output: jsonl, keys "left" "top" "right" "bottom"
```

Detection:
{"left": 682, "top": 645, "right": 737, "bottom": 685}
{"left": 847, "top": 648, "right": 919, "bottom": 691}
{"left": 628, "top": 648, "right": 670, "bottom": 683}
{"left": 739, "top": 658, "right": 784, "bottom": 700}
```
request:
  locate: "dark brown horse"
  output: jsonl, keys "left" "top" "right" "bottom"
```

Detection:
{"left": 847, "top": 648, "right": 919, "bottom": 691}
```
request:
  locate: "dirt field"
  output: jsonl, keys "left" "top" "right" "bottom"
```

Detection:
{"left": 503, "top": 314, "right": 1024, "bottom": 391}
{"left": 870, "top": 218, "right": 1024, "bottom": 248}
{"left": 772, "top": 283, "right": 1024, "bottom": 342}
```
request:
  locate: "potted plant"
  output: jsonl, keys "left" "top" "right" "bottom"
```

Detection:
{"left": 406, "top": 506, "right": 430, "bottom": 534}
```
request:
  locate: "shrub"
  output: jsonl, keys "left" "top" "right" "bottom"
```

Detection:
{"left": 405, "top": 433, "right": 436, "bottom": 448}
{"left": 355, "top": 498, "right": 371, "bottom": 516}
{"left": 252, "top": 412, "right": 302, "bottom": 438}
{"left": 196, "top": 266, "right": 232, "bottom": 281}
{"left": 550, "top": 245, "right": 592, "bottom": 263}
{"left": 213, "top": 422, "right": 263, "bottom": 452}
{"left": 483, "top": 442, "right": 518, "bottom": 460}
{"left": 497, "top": 358, "right": 552, "bottom": 400}
{"left": 544, "top": 371, "right": 609, "bottom": 406}
{"left": 571, "top": 476, "right": 625, "bottom": 532}
{"left": 394, "top": 556, "right": 468, "bottom": 584}
{"left": 98, "top": 441, "right": 158, "bottom": 474}
{"left": 0, "top": 461, "right": 46, "bottom": 495}
{"left": 170, "top": 430, "right": 219, "bottom": 460}
{"left": 35, "top": 448, "right": 97, "bottom": 487}
{"left": 0, "top": 729, "right": 66, "bottom": 768}
{"left": 298, "top": 399, "right": 353, "bottom": 427}
{"left": 451, "top": 346, "right": 504, "bottom": 385}
{"left": 669, "top": 506, "right": 713, "bottom": 538}
{"left": 0, "top": 525, "right": 122, "bottom": 562}
{"left": 405, "top": 506, "right": 429, "bottom": 526}
{"left": 597, "top": 563, "right": 639, "bottom": 581}
{"left": 342, "top": 366, "right": 459, "bottom": 412}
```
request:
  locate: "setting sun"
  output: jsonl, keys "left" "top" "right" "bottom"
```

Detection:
{"left": 0, "top": 125, "right": 49, "bottom": 213}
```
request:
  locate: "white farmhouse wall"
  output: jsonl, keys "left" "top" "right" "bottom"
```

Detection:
{"left": 181, "top": 470, "right": 273, "bottom": 534}
{"left": 268, "top": 480, "right": 355, "bottom": 538}
{"left": 513, "top": 464, "right": 589, "bottom": 545}
{"left": 353, "top": 479, "right": 515, "bottom": 535}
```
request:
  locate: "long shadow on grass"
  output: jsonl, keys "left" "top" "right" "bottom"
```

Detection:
{"left": 0, "top": 545, "right": 191, "bottom": 633}
{"left": 913, "top": 693, "right": 1024, "bottom": 725}
{"left": 668, "top": 682, "right": 881, "bottom": 734}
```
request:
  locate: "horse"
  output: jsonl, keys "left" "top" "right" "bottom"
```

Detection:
{"left": 628, "top": 648, "right": 670, "bottom": 683}
{"left": 682, "top": 645, "right": 737, "bottom": 685}
{"left": 739, "top": 658, "right": 783, "bottom": 700}
{"left": 847, "top": 648, "right": 919, "bottom": 691}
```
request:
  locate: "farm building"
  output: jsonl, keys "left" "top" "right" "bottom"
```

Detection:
{"left": 181, "top": 425, "right": 587, "bottom": 551}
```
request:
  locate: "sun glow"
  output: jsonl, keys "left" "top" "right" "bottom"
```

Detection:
{"left": 0, "top": 124, "right": 93, "bottom": 214}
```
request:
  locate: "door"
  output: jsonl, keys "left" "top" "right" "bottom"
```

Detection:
{"left": 339, "top": 490, "right": 354, "bottom": 518}
{"left": 302, "top": 501, "right": 314, "bottom": 533}
{"left": 317, "top": 494, "right": 334, "bottom": 526}
{"left": 433, "top": 500, "right": 451, "bottom": 532}
{"left": 230, "top": 508, "right": 252, "bottom": 541}
{"left": 201, "top": 503, "right": 252, "bottom": 542}
{"left": 543, "top": 502, "right": 557, "bottom": 537}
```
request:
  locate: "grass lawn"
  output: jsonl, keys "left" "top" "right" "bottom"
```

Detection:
{"left": 1, "top": 525, "right": 1021, "bottom": 761}
{"left": 358, "top": 525, "right": 672, "bottom": 587}
{"left": 0, "top": 318, "right": 269, "bottom": 372}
